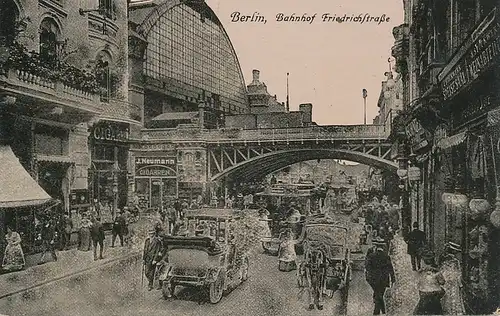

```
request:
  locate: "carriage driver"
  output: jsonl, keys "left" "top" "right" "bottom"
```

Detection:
{"left": 143, "top": 225, "right": 164, "bottom": 290}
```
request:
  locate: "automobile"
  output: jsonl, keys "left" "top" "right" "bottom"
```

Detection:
{"left": 157, "top": 208, "right": 250, "bottom": 304}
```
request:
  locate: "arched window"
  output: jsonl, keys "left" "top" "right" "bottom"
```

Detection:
{"left": 39, "top": 18, "right": 60, "bottom": 64}
{"left": 0, "top": 1, "right": 19, "bottom": 45}
{"left": 96, "top": 51, "right": 113, "bottom": 102}
{"left": 99, "top": 0, "right": 115, "bottom": 19}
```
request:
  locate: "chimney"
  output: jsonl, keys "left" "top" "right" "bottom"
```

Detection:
{"left": 252, "top": 69, "right": 260, "bottom": 83}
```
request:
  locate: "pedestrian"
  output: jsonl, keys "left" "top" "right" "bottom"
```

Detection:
{"left": 406, "top": 222, "right": 426, "bottom": 271}
{"left": 112, "top": 210, "right": 126, "bottom": 247}
{"left": 388, "top": 204, "right": 400, "bottom": 232}
{"left": 38, "top": 219, "right": 58, "bottom": 264}
{"left": 278, "top": 229, "right": 298, "bottom": 272}
{"left": 2, "top": 226, "right": 25, "bottom": 272}
{"left": 365, "top": 238, "right": 396, "bottom": 315}
{"left": 166, "top": 203, "right": 177, "bottom": 235}
{"left": 90, "top": 217, "right": 105, "bottom": 261}
{"left": 414, "top": 250, "right": 446, "bottom": 315}
{"left": 143, "top": 226, "right": 163, "bottom": 291}
{"left": 61, "top": 214, "right": 73, "bottom": 250}
{"left": 78, "top": 215, "right": 92, "bottom": 251}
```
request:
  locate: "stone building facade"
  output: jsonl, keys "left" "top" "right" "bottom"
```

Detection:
{"left": 391, "top": 0, "right": 500, "bottom": 313}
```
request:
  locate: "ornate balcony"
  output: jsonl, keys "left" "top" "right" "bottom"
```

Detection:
{"left": 391, "top": 24, "right": 409, "bottom": 75}
{"left": 0, "top": 67, "right": 101, "bottom": 116}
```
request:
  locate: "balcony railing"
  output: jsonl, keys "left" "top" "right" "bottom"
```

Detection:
{"left": 2, "top": 68, "right": 101, "bottom": 112}
{"left": 141, "top": 124, "right": 389, "bottom": 143}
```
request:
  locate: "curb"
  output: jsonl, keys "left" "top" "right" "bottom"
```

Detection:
{"left": 0, "top": 251, "right": 141, "bottom": 300}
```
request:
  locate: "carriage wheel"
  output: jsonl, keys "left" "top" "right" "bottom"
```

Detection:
{"left": 209, "top": 273, "right": 224, "bottom": 304}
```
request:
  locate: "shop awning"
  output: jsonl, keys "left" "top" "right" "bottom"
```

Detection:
{"left": 151, "top": 112, "right": 199, "bottom": 121}
{"left": 0, "top": 145, "right": 52, "bottom": 208}
{"left": 436, "top": 131, "right": 468, "bottom": 149}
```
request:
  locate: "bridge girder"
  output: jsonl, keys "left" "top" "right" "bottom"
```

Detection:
{"left": 209, "top": 147, "right": 397, "bottom": 183}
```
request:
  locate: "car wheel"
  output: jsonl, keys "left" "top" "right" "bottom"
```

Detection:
{"left": 161, "top": 281, "right": 175, "bottom": 300}
{"left": 209, "top": 273, "right": 224, "bottom": 304}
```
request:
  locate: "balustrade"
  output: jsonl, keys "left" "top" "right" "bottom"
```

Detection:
{"left": 142, "top": 124, "right": 388, "bottom": 142}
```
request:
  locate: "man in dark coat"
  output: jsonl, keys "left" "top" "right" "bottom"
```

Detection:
{"left": 365, "top": 238, "right": 396, "bottom": 315}
{"left": 143, "top": 226, "right": 163, "bottom": 290}
{"left": 112, "top": 210, "right": 126, "bottom": 247}
{"left": 91, "top": 217, "right": 105, "bottom": 261}
{"left": 406, "top": 222, "right": 426, "bottom": 271}
{"left": 38, "top": 219, "right": 58, "bottom": 264}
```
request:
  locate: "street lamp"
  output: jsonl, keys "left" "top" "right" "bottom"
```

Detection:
{"left": 362, "top": 89, "right": 367, "bottom": 125}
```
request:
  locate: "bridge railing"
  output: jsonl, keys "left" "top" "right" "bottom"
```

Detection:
{"left": 141, "top": 124, "right": 388, "bottom": 142}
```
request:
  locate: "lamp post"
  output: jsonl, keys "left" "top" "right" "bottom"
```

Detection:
{"left": 362, "top": 89, "right": 368, "bottom": 125}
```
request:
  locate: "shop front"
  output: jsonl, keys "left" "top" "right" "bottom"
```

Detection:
{"left": 134, "top": 155, "right": 177, "bottom": 209}
{"left": 436, "top": 7, "right": 499, "bottom": 313}
{"left": 0, "top": 145, "right": 54, "bottom": 259}
{"left": 89, "top": 121, "right": 130, "bottom": 223}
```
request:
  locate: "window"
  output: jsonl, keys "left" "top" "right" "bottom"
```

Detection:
{"left": 144, "top": 4, "right": 248, "bottom": 115}
{"left": 99, "top": 0, "right": 115, "bottom": 19}
{"left": 0, "top": 1, "right": 19, "bottom": 45}
{"left": 96, "top": 51, "right": 113, "bottom": 102}
{"left": 39, "top": 18, "right": 60, "bottom": 65}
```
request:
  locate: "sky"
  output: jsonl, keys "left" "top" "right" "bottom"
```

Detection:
{"left": 205, "top": 0, "right": 404, "bottom": 125}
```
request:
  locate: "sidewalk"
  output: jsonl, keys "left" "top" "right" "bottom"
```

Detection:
{"left": 0, "top": 217, "right": 153, "bottom": 299}
{"left": 385, "top": 234, "right": 419, "bottom": 315}
{"left": 385, "top": 234, "right": 466, "bottom": 315}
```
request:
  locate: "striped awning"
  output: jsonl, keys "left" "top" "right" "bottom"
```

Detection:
{"left": 436, "top": 131, "right": 467, "bottom": 149}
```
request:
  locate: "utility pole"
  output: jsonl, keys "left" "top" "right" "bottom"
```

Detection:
{"left": 286, "top": 72, "right": 290, "bottom": 112}
{"left": 362, "top": 88, "right": 368, "bottom": 125}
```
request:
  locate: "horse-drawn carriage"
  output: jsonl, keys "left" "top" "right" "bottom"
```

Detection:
{"left": 297, "top": 217, "right": 351, "bottom": 310}
{"left": 257, "top": 184, "right": 315, "bottom": 256}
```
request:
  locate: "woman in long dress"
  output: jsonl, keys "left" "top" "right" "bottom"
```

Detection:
{"left": 258, "top": 208, "right": 272, "bottom": 238}
{"left": 278, "top": 229, "right": 298, "bottom": 271}
{"left": 78, "top": 216, "right": 92, "bottom": 251}
{"left": 2, "top": 226, "right": 25, "bottom": 272}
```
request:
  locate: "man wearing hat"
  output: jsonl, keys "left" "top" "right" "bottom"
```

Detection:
{"left": 406, "top": 222, "right": 426, "bottom": 271}
{"left": 365, "top": 237, "right": 396, "bottom": 315}
{"left": 143, "top": 225, "right": 164, "bottom": 290}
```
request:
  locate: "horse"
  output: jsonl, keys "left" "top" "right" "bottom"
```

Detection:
{"left": 298, "top": 242, "right": 328, "bottom": 310}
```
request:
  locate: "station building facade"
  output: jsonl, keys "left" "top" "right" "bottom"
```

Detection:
{"left": 128, "top": 0, "right": 250, "bottom": 206}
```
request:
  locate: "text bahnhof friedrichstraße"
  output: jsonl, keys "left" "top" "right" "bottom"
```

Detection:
{"left": 230, "top": 12, "right": 391, "bottom": 25}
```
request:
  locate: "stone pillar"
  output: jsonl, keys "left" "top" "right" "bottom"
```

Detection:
{"left": 69, "top": 122, "right": 91, "bottom": 190}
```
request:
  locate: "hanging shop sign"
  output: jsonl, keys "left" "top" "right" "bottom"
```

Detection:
{"left": 440, "top": 9, "right": 499, "bottom": 100}
{"left": 92, "top": 122, "right": 129, "bottom": 143}
{"left": 405, "top": 118, "right": 430, "bottom": 151}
